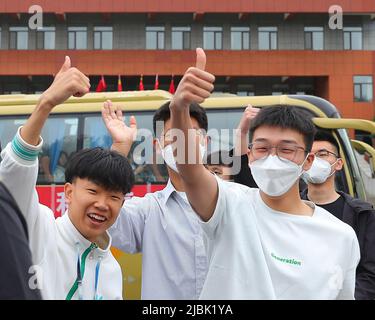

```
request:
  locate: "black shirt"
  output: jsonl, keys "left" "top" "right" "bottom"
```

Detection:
{"left": 314, "top": 195, "right": 346, "bottom": 221}
{"left": 0, "top": 182, "right": 42, "bottom": 300}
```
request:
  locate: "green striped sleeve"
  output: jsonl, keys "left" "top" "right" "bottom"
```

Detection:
{"left": 11, "top": 127, "right": 43, "bottom": 162}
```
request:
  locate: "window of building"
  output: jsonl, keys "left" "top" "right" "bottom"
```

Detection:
{"left": 344, "top": 27, "right": 362, "bottom": 50}
{"left": 237, "top": 91, "right": 255, "bottom": 96}
{"left": 171, "top": 26, "right": 191, "bottom": 50}
{"left": 203, "top": 26, "right": 223, "bottom": 50}
{"left": 146, "top": 26, "right": 165, "bottom": 50}
{"left": 68, "top": 26, "right": 87, "bottom": 50}
{"left": 258, "top": 27, "right": 277, "bottom": 50}
{"left": 304, "top": 27, "right": 324, "bottom": 50}
{"left": 94, "top": 26, "right": 113, "bottom": 50}
{"left": 0, "top": 27, "right": 2, "bottom": 49}
{"left": 231, "top": 26, "right": 250, "bottom": 50}
{"left": 9, "top": 27, "right": 28, "bottom": 50}
{"left": 36, "top": 27, "right": 55, "bottom": 49}
{"left": 354, "top": 76, "right": 373, "bottom": 102}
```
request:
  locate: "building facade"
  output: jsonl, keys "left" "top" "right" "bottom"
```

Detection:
{"left": 0, "top": 0, "right": 374, "bottom": 120}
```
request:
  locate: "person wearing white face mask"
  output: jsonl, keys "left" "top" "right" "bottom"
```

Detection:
{"left": 102, "top": 100, "right": 209, "bottom": 300}
{"left": 169, "top": 48, "right": 360, "bottom": 300}
{"left": 300, "top": 130, "right": 375, "bottom": 300}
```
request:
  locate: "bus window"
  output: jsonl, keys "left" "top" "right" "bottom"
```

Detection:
{"left": 83, "top": 112, "right": 168, "bottom": 184}
{"left": 83, "top": 115, "right": 113, "bottom": 149}
{"left": 39, "top": 117, "right": 79, "bottom": 184}
{"left": 353, "top": 146, "right": 375, "bottom": 204}
{"left": 355, "top": 129, "right": 374, "bottom": 147}
{"left": 206, "top": 109, "right": 244, "bottom": 153}
{"left": 0, "top": 117, "right": 27, "bottom": 150}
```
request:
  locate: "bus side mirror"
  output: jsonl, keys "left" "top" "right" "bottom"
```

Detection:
{"left": 351, "top": 139, "right": 375, "bottom": 178}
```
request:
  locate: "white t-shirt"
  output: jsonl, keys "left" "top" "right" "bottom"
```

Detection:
{"left": 199, "top": 178, "right": 360, "bottom": 300}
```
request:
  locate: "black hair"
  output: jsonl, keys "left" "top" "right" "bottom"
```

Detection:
{"left": 153, "top": 101, "right": 208, "bottom": 135}
{"left": 314, "top": 130, "right": 340, "bottom": 155}
{"left": 59, "top": 151, "right": 69, "bottom": 159}
{"left": 206, "top": 150, "right": 232, "bottom": 167}
{"left": 65, "top": 148, "right": 135, "bottom": 195}
{"left": 249, "top": 105, "right": 316, "bottom": 152}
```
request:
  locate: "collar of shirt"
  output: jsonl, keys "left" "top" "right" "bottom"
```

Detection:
{"left": 158, "top": 179, "right": 199, "bottom": 232}
{"left": 160, "top": 179, "right": 176, "bottom": 206}
{"left": 59, "top": 212, "right": 111, "bottom": 259}
{"left": 160, "top": 179, "right": 189, "bottom": 206}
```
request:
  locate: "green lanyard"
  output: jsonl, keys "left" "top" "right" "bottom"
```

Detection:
{"left": 66, "top": 243, "right": 97, "bottom": 300}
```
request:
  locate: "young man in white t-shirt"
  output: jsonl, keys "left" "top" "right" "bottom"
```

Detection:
{"left": 168, "top": 48, "right": 360, "bottom": 299}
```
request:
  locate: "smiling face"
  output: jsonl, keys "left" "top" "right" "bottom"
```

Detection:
{"left": 64, "top": 178, "right": 125, "bottom": 242}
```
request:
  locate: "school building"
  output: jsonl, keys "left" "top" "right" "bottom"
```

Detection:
{"left": 0, "top": 0, "right": 374, "bottom": 120}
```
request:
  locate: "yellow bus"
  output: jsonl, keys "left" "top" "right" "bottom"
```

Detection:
{"left": 1, "top": 90, "right": 374, "bottom": 299}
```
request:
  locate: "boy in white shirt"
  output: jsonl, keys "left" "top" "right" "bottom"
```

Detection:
{"left": 102, "top": 100, "right": 209, "bottom": 299}
{"left": 168, "top": 48, "right": 360, "bottom": 299}
{"left": 0, "top": 57, "right": 134, "bottom": 299}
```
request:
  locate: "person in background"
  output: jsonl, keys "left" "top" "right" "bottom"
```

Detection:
{"left": 301, "top": 130, "right": 375, "bottom": 300}
{"left": 53, "top": 151, "right": 69, "bottom": 183}
{"left": 103, "top": 100, "right": 209, "bottom": 299}
{"left": 205, "top": 150, "right": 233, "bottom": 181}
{"left": 232, "top": 105, "right": 259, "bottom": 187}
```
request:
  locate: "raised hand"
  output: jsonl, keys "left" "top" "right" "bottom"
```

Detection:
{"left": 235, "top": 104, "right": 260, "bottom": 156}
{"left": 21, "top": 57, "right": 90, "bottom": 145}
{"left": 238, "top": 105, "right": 260, "bottom": 135}
{"left": 170, "top": 48, "right": 215, "bottom": 111}
{"left": 40, "top": 56, "right": 90, "bottom": 110}
{"left": 102, "top": 100, "right": 137, "bottom": 157}
{"left": 102, "top": 100, "right": 137, "bottom": 143}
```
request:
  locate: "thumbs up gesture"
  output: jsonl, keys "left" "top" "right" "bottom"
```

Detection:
{"left": 170, "top": 48, "right": 215, "bottom": 111}
{"left": 40, "top": 56, "right": 91, "bottom": 110}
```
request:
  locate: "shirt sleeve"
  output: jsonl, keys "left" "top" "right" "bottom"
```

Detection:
{"left": 355, "top": 209, "right": 375, "bottom": 300}
{"left": 337, "top": 232, "right": 361, "bottom": 300}
{"left": 199, "top": 176, "right": 228, "bottom": 240}
{"left": 110, "top": 195, "right": 152, "bottom": 254}
{"left": 0, "top": 127, "right": 55, "bottom": 265}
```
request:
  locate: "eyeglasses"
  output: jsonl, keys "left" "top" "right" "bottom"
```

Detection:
{"left": 248, "top": 141, "right": 307, "bottom": 162}
{"left": 314, "top": 149, "right": 339, "bottom": 159}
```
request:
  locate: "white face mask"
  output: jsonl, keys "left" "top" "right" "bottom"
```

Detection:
{"left": 158, "top": 141, "right": 206, "bottom": 173}
{"left": 249, "top": 155, "right": 307, "bottom": 197}
{"left": 302, "top": 157, "right": 336, "bottom": 184}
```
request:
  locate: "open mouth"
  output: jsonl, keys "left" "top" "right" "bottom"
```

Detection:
{"left": 87, "top": 213, "right": 108, "bottom": 224}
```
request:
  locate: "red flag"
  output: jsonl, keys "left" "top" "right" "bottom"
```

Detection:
{"left": 139, "top": 75, "right": 144, "bottom": 91}
{"left": 169, "top": 75, "right": 175, "bottom": 94}
{"left": 96, "top": 75, "right": 107, "bottom": 92}
{"left": 117, "top": 75, "right": 123, "bottom": 92}
{"left": 154, "top": 74, "right": 159, "bottom": 90}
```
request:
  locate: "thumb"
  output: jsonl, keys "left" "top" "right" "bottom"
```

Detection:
{"left": 57, "top": 56, "right": 71, "bottom": 75}
{"left": 195, "top": 48, "right": 206, "bottom": 71}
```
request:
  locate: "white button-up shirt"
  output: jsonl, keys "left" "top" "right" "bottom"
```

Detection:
{"left": 110, "top": 180, "right": 207, "bottom": 299}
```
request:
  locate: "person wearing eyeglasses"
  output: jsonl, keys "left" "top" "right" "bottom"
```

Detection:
{"left": 168, "top": 48, "right": 360, "bottom": 299}
{"left": 301, "top": 130, "right": 375, "bottom": 300}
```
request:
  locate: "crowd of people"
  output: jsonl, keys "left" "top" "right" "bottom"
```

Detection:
{"left": 0, "top": 51, "right": 374, "bottom": 300}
